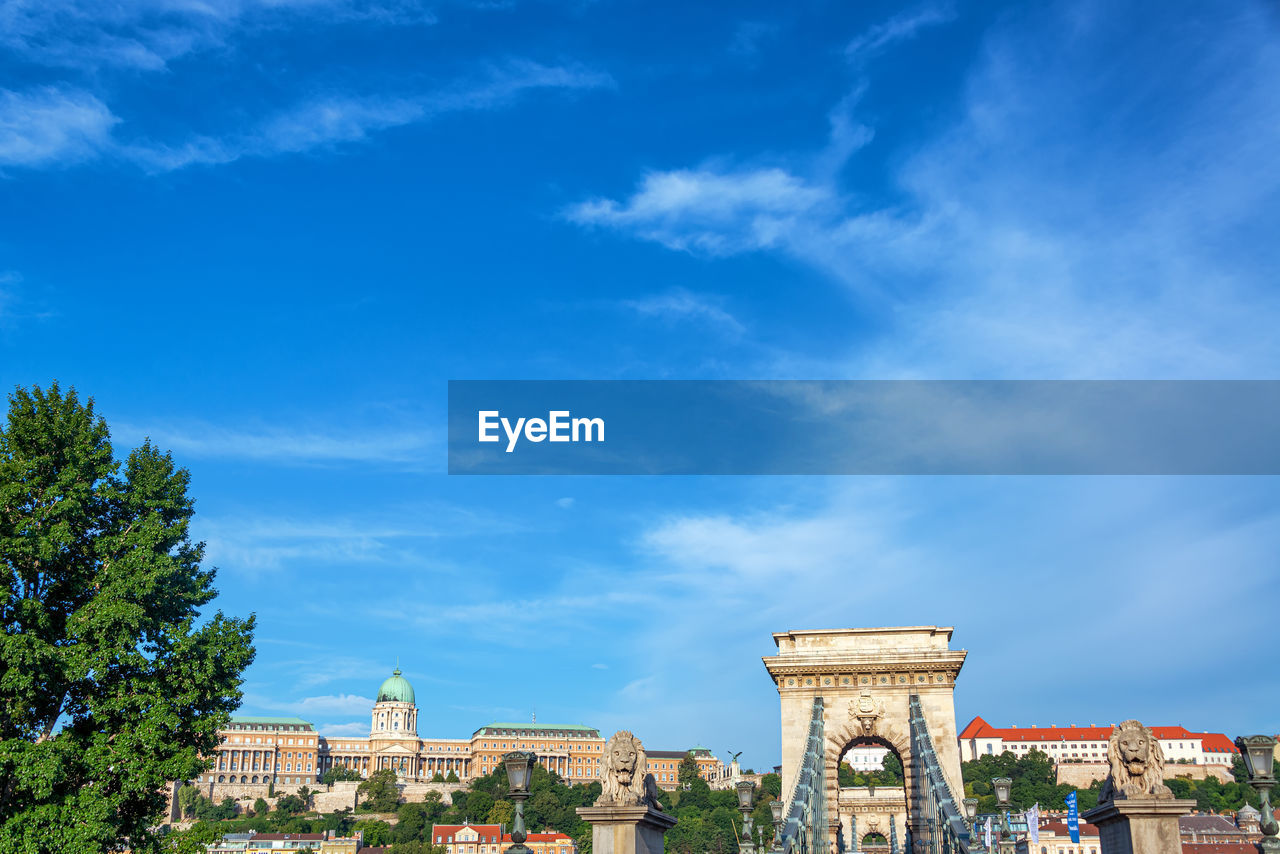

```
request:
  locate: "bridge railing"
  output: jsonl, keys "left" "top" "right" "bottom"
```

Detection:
{"left": 768, "top": 697, "right": 826, "bottom": 854}
{"left": 907, "top": 694, "right": 970, "bottom": 854}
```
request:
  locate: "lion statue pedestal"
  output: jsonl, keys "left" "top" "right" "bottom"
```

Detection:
{"left": 576, "top": 731, "right": 676, "bottom": 854}
{"left": 1081, "top": 720, "right": 1194, "bottom": 854}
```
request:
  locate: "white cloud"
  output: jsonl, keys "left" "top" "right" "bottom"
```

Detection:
{"left": 556, "top": 497, "right": 575, "bottom": 509}
{"left": 17, "top": 61, "right": 612, "bottom": 172}
{"left": 195, "top": 505, "right": 515, "bottom": 573}
{"left": 565, "top": 3, "right": 1280, "bottom": 379}
{"left": 621, "top": 289, "right": 745, "bottom": 337}
{"left": 566, "top": 168, "right": 835, "bottom": 256}
{"left": 844, "top": 3, "right": 956, "bottom": 63}
{"left": 0, "top": 87, "right": 117, "bottom": 168}
{"left": 0, "top": 0, "right": 436, "bottom": 73}
{"left": 115, "top": 419, "right": 435, "bottom": 465}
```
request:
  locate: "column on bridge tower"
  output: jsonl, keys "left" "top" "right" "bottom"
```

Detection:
{"left": 849, "top": 815, "right": 857, "bottom": 853}
{"left": 888, "top": 815, "right": 897, "bottom": 854}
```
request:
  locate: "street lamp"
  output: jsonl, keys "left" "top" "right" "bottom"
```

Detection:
{"left": 503, "top": 751, "right": 538, "bottom": 854}
{"left": 963, "top": 798, "right": 978, "bottom": 849}
{"left": 1235, "top": 736, "right": 1280, "bottom": 854}
{"left": 992, "top": 778, "right": 1013, "bottom": 854}
{"left": 770, "top": 798, "right": 784, "bottom": 845}
{"left": 737, "top": 780, "right": 757, "bottom": 854}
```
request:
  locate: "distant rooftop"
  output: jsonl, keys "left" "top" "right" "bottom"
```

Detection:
{"left": 229, "top": 715, "right": 315, "bottom": 730}
{"left": 474, "top": 723, "right": 600, "bottom": 736}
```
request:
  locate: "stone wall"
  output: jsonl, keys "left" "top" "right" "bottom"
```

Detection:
{"left": 175, "top": 777, "right": 467, "bottom": 818}
{"left": 1055, "top": 762, "right": 1234, "bottom": 787}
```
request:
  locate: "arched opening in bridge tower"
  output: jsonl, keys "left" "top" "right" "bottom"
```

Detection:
{"left": 859, "top": 833, "right": 889, "bottom": 854}
{"left": 836, "top": 736, "right": 909, "bottom": 854}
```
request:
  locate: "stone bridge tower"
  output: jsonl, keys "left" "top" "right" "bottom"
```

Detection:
{"left": 763, "top": 627, "right": 967, "bottom": 851}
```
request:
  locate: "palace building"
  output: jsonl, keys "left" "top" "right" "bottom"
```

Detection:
{"left": 958, "top": 717, "right": 1239, "bottom": 766}
{"left": 195, "top": 665, "right": 729, "bottom": 797}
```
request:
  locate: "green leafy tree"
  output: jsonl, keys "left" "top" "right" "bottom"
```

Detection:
{"left": 0, "top": 383, "right": 257, "bottom": 853}
{"left": 390, "top": 842, "right": 449, "bottom": 854}
{"left": 396, "top": 802, "right": 430, "bottom": 843}
{"left": 358, "top": 768, "right": 402, "bottom": 812}
{"left": 487, "top": 799, "right": 514, "bottom": 827}
{"left": 298, "top": 786, "right": 316, "bottom": 811}
{"left": 354, "top": 819, "right": 393, "bottom": 846}
{"left": 254, "top": 797, "right": 270, "bottom": 817}
{"left": 160, "top": 821, "right": 222, "bottom": 854}
{"left": 322, "top": 766, "right": 364, "bottom": 785}
{"left": 177, "top": 784, "right": 200, "bottom": 819}
{"left": 432, "top": 772, "right": 446, "bottom": 782}
{"left": 446, "top": 770, "right": 460, "bottom": 783}
{"left": 760, "top": 774, "right": 782, "bottom": 799}
{"left": 276, "top": 794, "right": 305, "bottom": 815}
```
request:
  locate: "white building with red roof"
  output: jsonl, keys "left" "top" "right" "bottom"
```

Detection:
{"left": 432, "top": 822, "right": 507, "bottom": 854}
{"left": 958, "top": 717, "right": 1239, "bottom": 766}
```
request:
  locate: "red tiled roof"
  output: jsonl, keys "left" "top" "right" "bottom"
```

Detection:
{"left": 1181, "top": 844, "right": 1259, "bottom": 854}
{"left": 1038, "top": 821, "right": 1100, "bottom": 837}
{"left": 1198, "top": 733, "right": 1240, "bottom": 755}
{"left": 433, "top": 824, "right": 504, "bottom": 842}
{"left": 959, "top": 717, "right": 994, "bottom": 739}
{"left": 501, "top": 833, "right": 573, "bottom": 844}
{"left": 961, "top": 722, "right": 1231, "bottom": 745}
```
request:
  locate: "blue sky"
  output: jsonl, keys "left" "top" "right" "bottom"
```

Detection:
{"left": 2, "top": 0, "right": 1279, "bottom": 768}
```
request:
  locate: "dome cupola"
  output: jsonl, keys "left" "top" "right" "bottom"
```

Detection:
{"left": 377, "top": 666, "right": 415, "bottom": 705}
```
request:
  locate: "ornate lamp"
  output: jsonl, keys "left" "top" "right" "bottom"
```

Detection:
{"left": 992, "top": 778, "right": 1013, "bottom": 854}
{"left": 963, "top": 797, "right": 979, "bottom": 848}
{"left": 1235, "top": 736, "right": 1280, "bottom": 854}
{"left": 736, "top": 780, "right": 757, "bottom": 854}
{"left": 503, "top": 751, "right": 538, "bottom": 854}
{"left": 770, "top": 798, "right": 784, "bottom": 844}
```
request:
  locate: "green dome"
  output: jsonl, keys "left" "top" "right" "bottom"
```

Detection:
{"left": 377, "top": 667, "right": 415, "bottom": 704}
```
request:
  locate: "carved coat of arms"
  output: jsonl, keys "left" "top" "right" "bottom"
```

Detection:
{"left": 850, "top": 692, "right": 884, "bottom": 736}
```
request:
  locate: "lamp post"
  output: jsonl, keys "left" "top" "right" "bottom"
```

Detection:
{"left": 503, "top": 751, "right": 538, "bottom": 854}
{"left": 992, "top": 778, "right": 1014, "bottom": 854}
{"left": 771, "top": 798, "right": 784, "bottom": 846}
{"left": 737, "top": 779, "right": 757, "bottom": 854}
{"left": 1236, "top": 736, "right": 1280, "bottom": 854}
{"left": 963, "top": 798, "right": 978, "bottom": 850}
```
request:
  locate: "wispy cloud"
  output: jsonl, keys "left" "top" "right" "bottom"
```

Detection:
{"left": 566, "top": 168, "right": 835, "bottom": 255}
{"left": 621, "top": 289, "right": 745, "bottom": 337}
{"left": 564, "top": 2, "right": 1280, "bottom": 378}
{"left": 115, "top": 419, "right": 436, "bottom": 465}
{"left": 844, "top": 3, "right": 956, "bottom": 64}
{"left": 195, "top": 505, "right": 515, "bottom": 573}
{"left": 0, "top": 0, "right": 437, "bottom": 73}
{"left": 0, "top": 87, "right": 118, "bottom": 168}
{"left": 0, "top": 61, "right": 612, "bottom": 173}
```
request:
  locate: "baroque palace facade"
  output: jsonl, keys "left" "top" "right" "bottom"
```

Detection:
{"left": 198, "top": 667, "right": 730, "bottom": 795}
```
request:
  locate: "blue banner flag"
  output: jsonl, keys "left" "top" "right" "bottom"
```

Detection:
{"left": 1066, "top": 791, "right": 1080, "bottom": 844}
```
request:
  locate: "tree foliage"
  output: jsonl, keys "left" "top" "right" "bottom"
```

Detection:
{"left": 358, "top": 768, "right": 402, "bottom": 812}
{"left": 0, "top": 383, "right": 256, "bottom": 853}
{"left": 322, "top": 766, "right": 364, "bottom": 785}
{"left": 961, "top": 750, "right": 1269, "bottom": 814}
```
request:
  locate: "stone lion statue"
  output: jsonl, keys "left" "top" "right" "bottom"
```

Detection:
{"left": 1098, "top": 720, "right": 1173, "bottom": 803}
{"left": 595, "top": 730, "right": 662, "bottom": 808}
